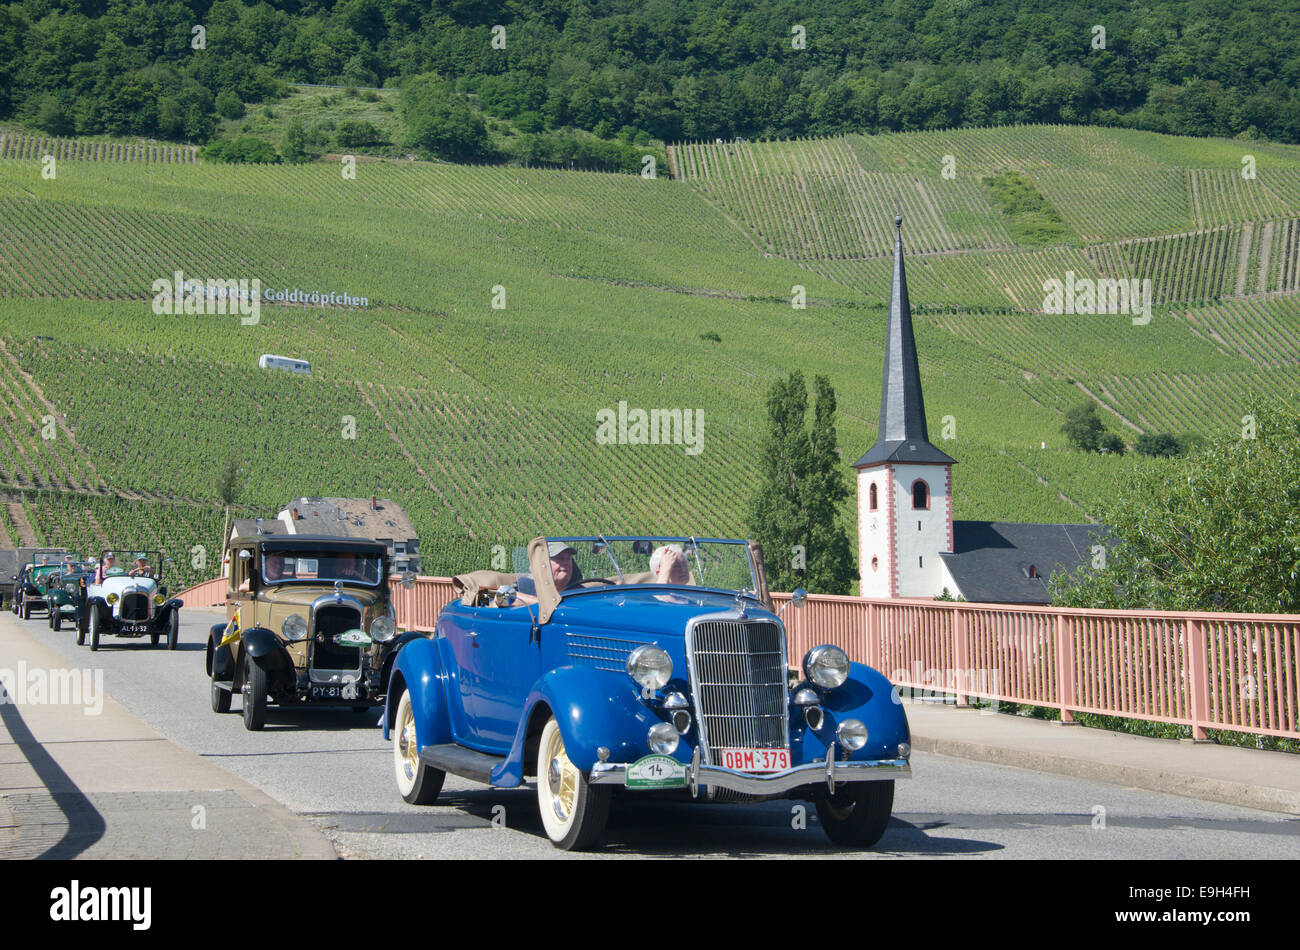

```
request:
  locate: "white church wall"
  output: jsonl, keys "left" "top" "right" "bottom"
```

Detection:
{"left": 857, "top": 466, "right": 895, "bottom": 597}
{"left": 890, "top": 463, "right": 952, "bottom": 598}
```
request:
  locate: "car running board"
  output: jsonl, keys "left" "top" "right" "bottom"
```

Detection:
{"left": 419, "top": 744, "right": 506, "bottom": 785}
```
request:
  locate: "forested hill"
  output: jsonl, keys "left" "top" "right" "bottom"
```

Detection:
{"left": 2, "top": 0, "right": 1298, "bottom": 162}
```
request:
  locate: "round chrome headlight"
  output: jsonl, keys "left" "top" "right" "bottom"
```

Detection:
{"left": 282, "top": 613, "right": 308, "bottom": 642}
{"left": 648, "top": 721, "right": 679, "bottom": 755}
{"left": 370, "top": 614, "right": 397, "bottom": 643}
{"left": 106, "top": 593, "right": 118, "bottom": 605}
{"left": 804, "top": 644, "right": 849, "bottom": 689}
{"left": 154, "top": 593, "right": 165, "bottom": 606}
{"left": 626, "top": 645, "right": 672, "bottom": 691}
{"left": 837, "top": 718, "right": 869, "bottom": 752}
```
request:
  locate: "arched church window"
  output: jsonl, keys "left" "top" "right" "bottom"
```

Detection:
{"left": 912, "top": 479, "right": 930, "bottom": 510}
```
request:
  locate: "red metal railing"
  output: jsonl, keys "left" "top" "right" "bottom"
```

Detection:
{"left": 177, "top": 577, "right": 1300, "bottom": 741}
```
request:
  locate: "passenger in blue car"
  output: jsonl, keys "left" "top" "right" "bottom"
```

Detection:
{"left": 649, "top": 544, "right": 691, "bottom": 584}
{"left": 514, "top": 541, "right": 581, "bottom": 605}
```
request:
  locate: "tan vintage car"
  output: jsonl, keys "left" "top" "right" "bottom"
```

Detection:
{"left": 206, "top": 534, "right": 418, "bottom": 731}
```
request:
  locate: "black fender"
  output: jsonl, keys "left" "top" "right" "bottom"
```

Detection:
{"left": 208, "top": 622, "right": 236, "bottom": 678}
{"left": 240, "top": 627, "right": 294, "bottom": 689}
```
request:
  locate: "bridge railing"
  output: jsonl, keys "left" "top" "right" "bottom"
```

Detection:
{"left": 177, "top": 577, "right": 1299, "bottom": 741}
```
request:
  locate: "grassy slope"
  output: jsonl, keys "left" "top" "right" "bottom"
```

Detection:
{"left": 0, "top": 124, "right": 1296, "bottom": 585}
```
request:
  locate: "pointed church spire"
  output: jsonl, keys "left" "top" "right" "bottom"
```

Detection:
{"left": 853, "top": 214, "right": 956, "bottom": 468}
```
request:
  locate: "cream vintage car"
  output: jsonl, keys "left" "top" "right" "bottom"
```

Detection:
{"left": 207, "top": 534, "right": 418, "bottom": 730}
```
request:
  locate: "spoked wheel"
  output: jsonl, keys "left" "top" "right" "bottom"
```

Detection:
{"left": 242, "top": 652, "right": 268, "bottom": 731}
{"left": 393, "top": 690, "right": 444, "bottom": 805}
{"left": 536, "top": 716, "right": 610, "bottom": 851}
{"left": 89, "top": 608, "right": 101, "bottom": 651}
{"left": 814, "top": 781, "right": 895, "bottom": 848}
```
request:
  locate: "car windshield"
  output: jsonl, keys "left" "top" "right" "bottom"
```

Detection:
{"left": 537, "top": 537, "right": 757, "bottom": 595}
{"left": 262, "top": 550, "right": 383, "bottom": 586}
{"left": 100, "top": 550, "right": 160, "bottom": 578}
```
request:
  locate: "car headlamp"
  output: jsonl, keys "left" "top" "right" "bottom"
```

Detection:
{"left": 836, "top": 718, "right": 869, "bottom": 752}
{"left": 803, "top": 645, "right": 849, "bottom": 689}
{"left": 282, "top": 613, "right": 308, "bottom": 641}
{"left": 626, "top": 645, "right": 672, "bottom": 692}
{"left": 648, "top": 721, "right": 679, "bottom": 755}
{"left": 106, "top": 593, "right": 118, "bottom": 605}
{"left": 154, "top": 593, "right": 165, "bottom": 606}
{"left": 369, "top": 615, "right": 397, "bottom": 643}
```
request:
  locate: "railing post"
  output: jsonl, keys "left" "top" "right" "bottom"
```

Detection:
{"left": 1056, "top": 612, "right": 1075, "bottom": 723}
{"left": 1186, "top": 618, "right": 1210, "bottom": 740}
{"left": 953, "top": 606, "right": 968, "bottom": 706}
{"left": 865, "top": 601, "right": 879, "bottom": 672}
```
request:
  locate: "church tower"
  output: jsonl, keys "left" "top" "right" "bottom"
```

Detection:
{"left": 853, "top": 216, "right": 955, "bottom": 598}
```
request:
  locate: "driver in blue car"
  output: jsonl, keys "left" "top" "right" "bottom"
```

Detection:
{"left": 513, "top": 541, "right": 581, "bottom": 605}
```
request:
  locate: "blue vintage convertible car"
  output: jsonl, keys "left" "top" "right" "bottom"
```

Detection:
{"left": 384, "top": 536, "right": 911, "bottom": 850}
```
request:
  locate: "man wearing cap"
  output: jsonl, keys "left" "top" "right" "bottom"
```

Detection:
{"left": 514, "top": 541, "right": 582, "bottom": 605}
{"left": 129, "top": 555, "right": 156, "bottom": 579}
{"left": 95, "top": 552, "right": 117, "bottom": 583}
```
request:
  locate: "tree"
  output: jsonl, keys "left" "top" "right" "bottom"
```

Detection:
{"left": 747, "top": 372, "right": 856, "bottom": 594}
{"left": 1135, "top": 432, "right": 1182, "bottom": 457}
{"left": 281, "top": 117, "right": 310, "bottom": 163}
{"left": 216, "top": 459, "right": 241, "bottom": 557}
{"left": 1061, "top": 400, "right": 1105, "bottom": 452}
{"left": 215, "top": 89, "right": 245, "bottom": 119}
{"left": 1052, "top": 398, "right": 1300, "bottom": 613}
{"left": 1099, "top": 432, "right": 1126, "bottom": 455}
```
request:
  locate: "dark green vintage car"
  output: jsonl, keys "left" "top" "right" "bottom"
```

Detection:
{"left": 46, "top": 561, "right": 96, "bottom": 633}
{"left": 11, "top": 552, "right": 72, "bottom": 621}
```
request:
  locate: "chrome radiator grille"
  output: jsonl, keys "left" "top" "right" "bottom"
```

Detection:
{"left": 688, "top": 619, "right": 788, "bottom": 755}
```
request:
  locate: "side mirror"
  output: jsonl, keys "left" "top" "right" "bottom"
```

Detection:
{"left": 777, "top": 588, "right": 808, "bottom": 618}
{"left": 493, "top": 584, "right": 518, "bottom": 608}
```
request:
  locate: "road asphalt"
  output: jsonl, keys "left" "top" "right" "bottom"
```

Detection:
{"left": 1, "top": 605, "right": 1295, "bottom": 859}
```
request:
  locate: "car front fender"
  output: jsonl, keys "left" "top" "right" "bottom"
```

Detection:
{"left": 492, "top": 666, "right": 659, "bottom": 786}
{"left": 208, "top": 622, "right": 235, "bottom": 678}
{"left": 792, "top": 662, "right": 911, "bottom": 763}
{"left": 382, "top": 636, "right": 451, "bottom": 747}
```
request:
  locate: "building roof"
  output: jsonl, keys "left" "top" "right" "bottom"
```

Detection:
{"left": 281, "top": 497, "right": 417, "bottom": 540}
{"left": 939, "top": 521, "right": 1105, "bottom": 604}
{"left": 231, "top": 518, "right": 289, "bottom": 537}
{"left": 854, "top": 216, "right": 955, "bottom": 469}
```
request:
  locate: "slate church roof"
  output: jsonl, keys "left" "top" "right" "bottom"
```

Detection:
{"left": 941, "top": 521, "right": 1105, "bottom": 604}
{"left": 853, "top": 215, "right": 956, "bottom": 469}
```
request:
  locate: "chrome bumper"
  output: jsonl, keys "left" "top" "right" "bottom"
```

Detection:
{"left": 590, "top": 745, "right": 911, "bottom": 796}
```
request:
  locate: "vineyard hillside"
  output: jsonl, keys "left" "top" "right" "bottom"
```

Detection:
{"left": 1, "top": 124, "right": 1297, "bottom": 588}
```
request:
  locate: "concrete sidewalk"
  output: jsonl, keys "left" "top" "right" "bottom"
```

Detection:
{"left": 0, "top": 612, "right": 336, "bottom": 859}
{"left": 905, "top": 700, "right": 1300, "bottom": 815}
